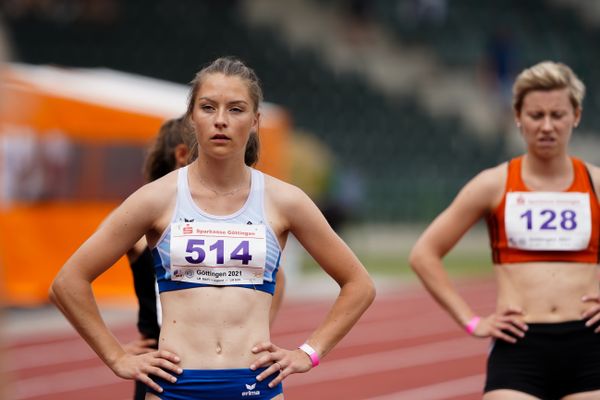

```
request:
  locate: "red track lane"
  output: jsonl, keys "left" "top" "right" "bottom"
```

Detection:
{"left": 5, "top": 279, "right": 497, "bottom": 400}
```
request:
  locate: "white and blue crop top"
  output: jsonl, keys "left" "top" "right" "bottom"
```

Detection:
{"left": 151, "top": 166, "right": 282, "bottom": 295}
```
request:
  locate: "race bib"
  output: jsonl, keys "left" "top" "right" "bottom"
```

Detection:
{"left": 170, "top": 222, "right": 266, "bottom": 285}
{"left": 505, "top": 192, "right": 591, "bottom": 251}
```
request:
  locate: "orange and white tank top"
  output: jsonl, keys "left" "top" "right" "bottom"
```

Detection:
{"left": 486, "top": 156, "right": 600, "bottom": 264}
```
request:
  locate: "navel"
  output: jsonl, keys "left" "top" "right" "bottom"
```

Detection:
{"left": 216, "top": 342, "right": 222, "bottom": 354}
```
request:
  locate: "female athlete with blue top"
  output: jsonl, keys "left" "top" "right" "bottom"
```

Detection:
{"left": 125, "top": 115, "right": 287, "bottom": 400}
{"left": 49, "top": 56, "right": 375, "bottom": 399}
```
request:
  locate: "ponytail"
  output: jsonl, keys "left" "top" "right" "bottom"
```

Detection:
{"left": 244, "top": 131, "right": 260, "bottom": 167}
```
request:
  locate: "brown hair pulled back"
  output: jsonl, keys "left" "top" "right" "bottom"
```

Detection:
{"left": 185, "top": 56, "right": 262, "bottom": 166}
{"left": 143, "top": 116, "right": 194, "bottom": 182}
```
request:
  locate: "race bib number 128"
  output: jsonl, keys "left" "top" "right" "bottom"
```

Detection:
{"left": 505, "top": 192, "right": 591, "bottom": 251}
{"left": 170, "top": 222, "right": 266, "bottom": 285}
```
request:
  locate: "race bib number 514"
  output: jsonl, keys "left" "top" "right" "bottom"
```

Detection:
{"left": 170, "top": 222, "right": 266, "bottom": 285}
{"left": 505, "top": 192, "right": 591, "bottom": 251}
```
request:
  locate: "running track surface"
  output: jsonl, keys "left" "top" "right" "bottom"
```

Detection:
{"left": 4, "top": 279, "right": 497, "bottom": 400}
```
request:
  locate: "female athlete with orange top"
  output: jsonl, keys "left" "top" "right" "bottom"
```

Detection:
{"left": 410, "top": 61, "right": 600, "bottom": 399}
{"left": 49, "top": 56, "right": 375, "bottom": 399}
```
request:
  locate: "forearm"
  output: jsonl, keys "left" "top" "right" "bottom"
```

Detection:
{"left": 50, "top": 274, "right": 126, "bottom": 370}
{"left": 303, "top": 277, "right": 375, "bottom": 359}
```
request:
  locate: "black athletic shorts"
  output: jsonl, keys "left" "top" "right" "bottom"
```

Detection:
{"left": 485, "top": 320, "right": 600, "bottom": 399}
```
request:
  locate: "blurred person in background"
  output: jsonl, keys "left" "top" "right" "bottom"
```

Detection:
{"left": 410, "top": 61, "right": 600, "bottom": 399}
{"left": 50, "top": 56, "right": 374, "bottom": 399}
{"left": 124, "top": 116, "right": 287, "bottom": 400}
{"left": 481, "top": 25, "right": 518, "bottom": 112}
{"left": 290, "top": 131, "right": 364, "bottom": 233}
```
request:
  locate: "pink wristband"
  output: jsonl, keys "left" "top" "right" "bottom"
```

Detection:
{"left": 299, "top": 343, "right": 320, "bottom": 367}
{"left": 465, "top": 316, "right": 481, "bottom": 335}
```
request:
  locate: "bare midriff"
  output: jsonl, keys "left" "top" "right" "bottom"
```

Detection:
{"left": 158, "top": 286, "right": 272, "bottom": 369}
{"left": 494, "top": 262, "right": 600, "bottom": 322}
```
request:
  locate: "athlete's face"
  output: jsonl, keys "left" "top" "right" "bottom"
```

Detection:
{"left": 191, "top": 73, "right": 259, "bottom": 162}
{"left": 516, "top": 88, "right": 581, "bottom": 159}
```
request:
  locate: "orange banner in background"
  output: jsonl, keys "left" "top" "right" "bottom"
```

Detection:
{"left": 0, "top": 202, "right": 133, "bottom": 306}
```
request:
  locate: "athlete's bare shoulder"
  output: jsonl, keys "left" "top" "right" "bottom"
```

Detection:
{"left": 262, "top": 173, "right": 308, "bottom": 209}
{"left": 456, "top": 162, "right": 508, "bottom": 211}
{"left": 136, "top": 169, "right": 178, "bottom": 207}
{"left": 261, "top": 172, "right": 318, "bottom": 234}
{"left": 584, "top": 161, "right": 600, "bottom": 196}
{"left": 463, "top": 162, "right": 507, "bottom": 198}
{"left": 118, "top": 169, "right": 179, "bottom": 229}
{"left": 474, "top": 161, "right": 507, "bottom": 189}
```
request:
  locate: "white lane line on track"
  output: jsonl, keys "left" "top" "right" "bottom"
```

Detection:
{"left": 3, "top": 339, "right": 96, "bottom": 372}
{"left": 365, "top": 374, "right": 485, "bottom": 400}
{"left": 285, "top": 336, "right": 486, "bottom": 387}
{"left": 274, "top": 311, "right": 463, "bottom": 348}
{"left": 12, "top": 336, "right": 486, "bottom": 398}
{"left": 12, "top": 365, "right": 121, "bottom": 399}
{"left": 6, "top": 313, "right": 471, "bottom": 374}
{"left": 272, "top": 298, "right": 496, "bottom": 344}
{"left": 6, "top": 290, "right": 495, "bottom": 370}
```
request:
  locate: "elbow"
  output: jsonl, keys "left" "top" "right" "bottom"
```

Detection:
{"left": 367, "top": 279, "right": 377, "bottom": 305}
{"left": 345, "top": 271, "right": 376, "bottom": 309}
{"left": 48, "top": 284, "right": 56, "bottom": 304}
{"left": 409, "top": 244, "right": 444, "bottom": 279}
{"left": 48, "top": 273, "right": 68, "bottom": 306}
{"left": 362, "top": 275, "right": 377, "bottom": 307}
{"left": 408, "top": 246, "right": 427, "bottom": 275}
{"left": 48, "top": 277, "right": 61, "bottom": 305}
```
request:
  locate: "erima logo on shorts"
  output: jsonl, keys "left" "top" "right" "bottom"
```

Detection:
{"left": 241, "top": 383, "right": 260, "bottom": 396}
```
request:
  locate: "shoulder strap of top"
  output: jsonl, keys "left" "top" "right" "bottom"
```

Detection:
{"left": 249, "top": 168, "right": 265, "bottom": 215}
{"left": 177, "top": 165, "right": 189, "bottom": 193}
{"left": 506, "top": 156, "right": 526, "bottom": 192}
{"left": 171, "top": 165, "right": 191, "bottom": 221}
{"left": 570, "top": 157, "right": 596, "bottom": 195}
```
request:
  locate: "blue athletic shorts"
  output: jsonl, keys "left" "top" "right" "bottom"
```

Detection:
{"left": 485, "top": 320, "right": 600, "bottom": 399}
{"left": 148, "top": 367, "right": 283, "bottom": 400}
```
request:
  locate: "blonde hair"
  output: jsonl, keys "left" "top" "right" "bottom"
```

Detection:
{"left": 512, "top": 61, "right": 585, "bottom": 113}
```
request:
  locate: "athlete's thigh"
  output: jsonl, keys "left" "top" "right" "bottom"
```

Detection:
{"left": 484, "top": 390, "right": 541, "bottom": 400}
{"left": 562, "top": 390, "right": 600, "bottom": 400}
{"left": 270, "top": 394, "right": 284, "bottom": 400}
